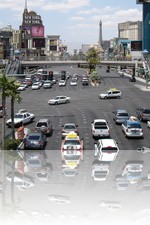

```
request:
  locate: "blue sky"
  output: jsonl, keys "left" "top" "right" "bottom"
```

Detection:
{"left": 0, "top": 0, "right": 142, "bottom": 53}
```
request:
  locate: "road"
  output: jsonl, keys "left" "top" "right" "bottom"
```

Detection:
{"left": 1, "top": 66, "right": 150, "bottom": 225}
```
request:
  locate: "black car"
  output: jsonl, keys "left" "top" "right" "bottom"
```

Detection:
{"left": 24, "top": 132, "right": 47, "bottom": 150}
{"left": 136, "top": 107, "right": 150, "bottom": 121}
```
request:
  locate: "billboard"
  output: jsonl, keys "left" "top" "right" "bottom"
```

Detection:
{"left": 31, "top": 26, "right": 44, "bottom": 37}
{"left": 22, "top": 26, "right": 31, "bottom": 35}
{"left": 33, "top": 38, "right": 45, "bottom": 48}
{"left": 131, "top": 41, "right": 142, "bottom": 51}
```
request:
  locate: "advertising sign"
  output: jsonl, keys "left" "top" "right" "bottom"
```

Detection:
{"left": 32, "top": 26, "right": 44, "bottom": 37}
{"left": 32, "top": 38, "right": 45, "bottom": 48}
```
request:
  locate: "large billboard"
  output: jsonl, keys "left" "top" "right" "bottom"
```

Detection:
{"left": 33, "top": 38, "right": 45, "bottom": 48}
{"left": 131, "top": 41, "right": 142, "bottom": 51}
{"left": 31, "top": 26, "right": 44, "bottom": 37}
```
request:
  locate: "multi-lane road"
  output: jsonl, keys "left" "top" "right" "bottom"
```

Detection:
{"left": 1, "top": 65, "right": 150, "bottom": 225}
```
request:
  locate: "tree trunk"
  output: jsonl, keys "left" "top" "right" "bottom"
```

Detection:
{"left": 11, "top": 97, "right": 15, "bottom": 139}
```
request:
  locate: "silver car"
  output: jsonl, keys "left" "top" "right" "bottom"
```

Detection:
{"left": 113, "top": 109, "right": 129, "bottom": 124}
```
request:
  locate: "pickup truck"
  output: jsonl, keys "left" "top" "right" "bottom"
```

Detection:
{"left": 6, "top": 110, "right": 35, "bottom": 127}
{"left": 91, "top": 119, "right": 110, "bottom": 138}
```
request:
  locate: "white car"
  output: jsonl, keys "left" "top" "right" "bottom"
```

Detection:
{"left": 91, "top": 161, "right": 109, "bottom": 181}
{"left": 121, "top": 163, "right": 143, "bottom": 184}
{"left": 17, "top": 84, "right": 26, "bottom": 91}
{"left": 99, "top": 88, "right": 122, "bottom": 99}
{"left": 59, "top": 79, "right": 66, "bottom": 86}
{"left": 48, "top": 96, "right": 70, "bottom": 105}
{"left": 32, "top": 82, "right": 40, "bottom": 90}
{"left": 122, "top": 120, "right": 143, "bottom": 138}
{"left": 147, "top": 120, "right": 150, "bottom": 128}
{"left": 91, "top": 119, "right": 110, "bottom": 138}
{"left": 70, "top": 78, "right": 77, "bottom": 86}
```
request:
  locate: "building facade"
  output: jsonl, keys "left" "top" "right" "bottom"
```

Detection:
{"left": 118, "top": 21, "right": 142, "bottom": 40}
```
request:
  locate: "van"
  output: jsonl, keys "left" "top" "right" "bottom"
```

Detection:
{"left": 99, "top": 88, "right": 121, "bottom": 99}
{"left": 94, "top": 139, "right": 119, "bottom": 161}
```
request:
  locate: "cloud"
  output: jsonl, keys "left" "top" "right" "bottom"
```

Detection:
{"left": 69, "top": 16, "right": 84, "bottom": 21}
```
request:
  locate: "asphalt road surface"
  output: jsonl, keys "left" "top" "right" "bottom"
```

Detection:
{"left": 1, "top": 66, "right": 150, "bottom": 225}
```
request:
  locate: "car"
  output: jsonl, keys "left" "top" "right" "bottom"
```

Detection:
{"left": 48, "top": 195, "right": 70, "bottom": 204}
{"left": 61, "top": 123, "right": 79, "bottom": 138}
{"left": 91, "top": 160, "right": 110, "bottom": 181}
{"left": 0, "top": 105, "right": 6, "bottom": 118}
{"left": 114, "top": 175, "right": 129, "bottom": 191}
{"left": 99, "top": 201, "right": 121, "bottom": 211}
{"left": 94, "top": 139, "right": 119, "bottom": 162}
{"left": 72, "top": 74, "right": 78, "bottom": 81}
{"left": 24, "top": 77, "right": 32, "bottom": 86}
{"left": 136, "top": 107, "right": 150, "bottom": 121}
{"left": 121, "top": 163, "right": 143, "bottom": 184}
{"left": 32, "top": 82, "right": 40, "bottom": 90}
{"left": 6, "top": 111, "right": 35, "bottom": 128}
{"left": 43, "top": 80, "right": 52, "bottom": 88}
{"left": 91, "top": 119, "right": 110, "bottom": 138}
{"left": 113, "top": 109, "right": 129, "bottom": 124}
{"left": 62, "top": 165, "right": 78, "bottom": 177}
{"left": 122, "top": 120, "right": 143, "bottom": 138}
{"left": 17, "top": 84, "right": 26, "bottom": 91}
{"left": 99, "top": 88, "right": 122, "bottom": 99}
{"left": 70, "top": 78, "right": 77, "bottom": 86}
{"left": 81, "top": 78, "right": 89, "bottom": 86}
{"left": 61, "top": 132, "right": 84, "bottom": 168}
{"left": 59, "top": 79, "right": 66, "bottom": 86}
{"left": 147, "top": 120, "right": 150, "bottom": 128}
{"left": 24, "top": 132, "right": 47, "bottom": 150}
{"left": 35, "top": 118, "right": 53, "bottom": 136}
{"left": 48, "top": 96, "right": 70, "bottom": 105}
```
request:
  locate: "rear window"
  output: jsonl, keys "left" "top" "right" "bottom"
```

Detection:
{"left": 143, "top": 109, "right": 150, "bottom": 113}
{"left": 118, "top": 113, "right": 128, "bottom": 116}
{"left": 28, "top": 135, "right": 40, "bottom": 140}
{"left": 101, "top": 147, "right": 118, "bottom": 153}
{"left": 128, "top": 123, "right": 141, "bottom": 129}
{"left": 37, "top": 122, "right": 48, "bottom": 127}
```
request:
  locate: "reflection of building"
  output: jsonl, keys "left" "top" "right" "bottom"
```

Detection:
{"left": 137, "top": 0, "right": 150, "bottom": 52}
{"left": 19, "top": 0, "right": 45, "bottom": 55}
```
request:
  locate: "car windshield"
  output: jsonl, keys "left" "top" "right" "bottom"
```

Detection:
{"left": 28, "top": 160, "right": 41, "bottom": 165}
{"left": 28, "top": 135, "right": 40, "bottom": 140}
{"left": 118, "top": 113, "right": 128, "bottom": 116}
{"left": 128, "top": 123, "right": 141, "bottom": 128}
{"left": 127, "top": 171, "right": 141, "bottom": 177}
{"left": 64, "top": 140, "right": 80, "bottom": 145}
{"left": 64, "top": 125, "right": 76, "bottom": 129}
{"left": 143, "top": 109, "right": 150, "bottom": 113}
{"left": 15, "top": 114, "right": 24, "bottom": 118}
{"left": 101, "top": 148, "right": 118, "bottom": 153}
{"left": 37, "top": 122, "right": 48, "bottom": 127}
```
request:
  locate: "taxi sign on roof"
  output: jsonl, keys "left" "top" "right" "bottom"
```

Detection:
{"left": 109, "top": 88, "right": 117, "bottom": 91}
{"left": 67, "top": 132, "right": 77, "bottom": 139}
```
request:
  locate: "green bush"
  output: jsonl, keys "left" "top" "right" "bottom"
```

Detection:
{"left": 5, "top": 139, "right": 21, "bottom": 150}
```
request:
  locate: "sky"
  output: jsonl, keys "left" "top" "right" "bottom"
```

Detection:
{"left": 0, "top": 0, "right": 143, "bottom": 53}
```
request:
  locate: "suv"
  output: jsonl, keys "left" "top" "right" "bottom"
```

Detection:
{"left": 35, "top": 119, "right": 53, "bottom": 136}
{"left": 136, "top": 107, "right": 150, "bottom": 121}
{"left": 99, "top": 88, "right": 121, "bottom": 99}
{"left": 94, "top": 139, "right": 119, "bottom": 161}
{"left": 113, "top": 109, "right": 129, "bottom": 124}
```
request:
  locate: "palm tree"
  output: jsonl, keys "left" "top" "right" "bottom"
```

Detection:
{"left": 86, "top": 47, "right": 100, "bottom": 73}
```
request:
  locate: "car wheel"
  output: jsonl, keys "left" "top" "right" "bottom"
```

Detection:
{"left": 66, "top": 100, "right": 69, "bottom": 103}
{"left": 55, "top": 102, "right": 58, "bottom": 105}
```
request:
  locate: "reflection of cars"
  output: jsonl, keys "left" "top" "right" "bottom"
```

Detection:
{"left": 48, "top": 195, "right": 70, "bottom": 204}
{"left": 136, "top": 146, "right": 150, "bottom": 153}
{"left": 62, "top": 166, "right": 78, "bottom": 177}
{"left": 91, "top": 119, "right": 110, "bottom": 138}
{"left": 36, "top": 165, "right": 52, "bottom": 182}
{"left": 113, "top": 109, "right": 129, "bottom": 124}
{"left": 121, "top": 163, "right": 143, "bottom": 184}
{"left": 122, "top": 120, "right": 143, "bottom": 138}
{"left": 35, "top": 118, "right": 53, "bottom": 136}
{"left": 99, "top": 200, "right": 121, "bottom": 211}
{"left": 136, "top": 107, "right": 150, "bottom": 121}
{"left": 137, "top": 177, "right": 150, "bottom": 192}
{"left": 24, "top": 132, "right": 47, "bottom": 150}
{"left": 114, "top": 175, "right": 129, "bottom": 191}
{"left": 59, "top": 79, "right": 66, "bottom": 86}
{"left": 48, "top": 96, "right": 70, "bottom": 105}
{"left": 61, "top": 123, "right": 79, "bottom": 138}
{"left": 91, "top": 161, "right": 109, "bottom": 181}
{"left": 0, "top": 105, "right": 6, "bottom": 117}
{"left": 6, "top": 172, "right": 34, "bottom": 190}
{"left": 70, "top": 78, "right": 77, "bottom": 86}
{"left": 32, "top": 82, "right": 40, "bottom": 90}
{"left": 25, "top": 151, "right": 47, "bottom": 169}
{"left": 99, "top": 88, "right": 122, "bottom": 99}
{"left": 94, "top": 139, "right": 119, "bottom": 162}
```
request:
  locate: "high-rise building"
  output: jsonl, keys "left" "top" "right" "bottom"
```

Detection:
{"left": 19, "top": 0, "right": 45, "bottom": 54}
{"left": 137, "top": 0, "right": 150, "bottom": 52}
{"left": 118, "top": 21, "right": 142, "bottom": 40}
